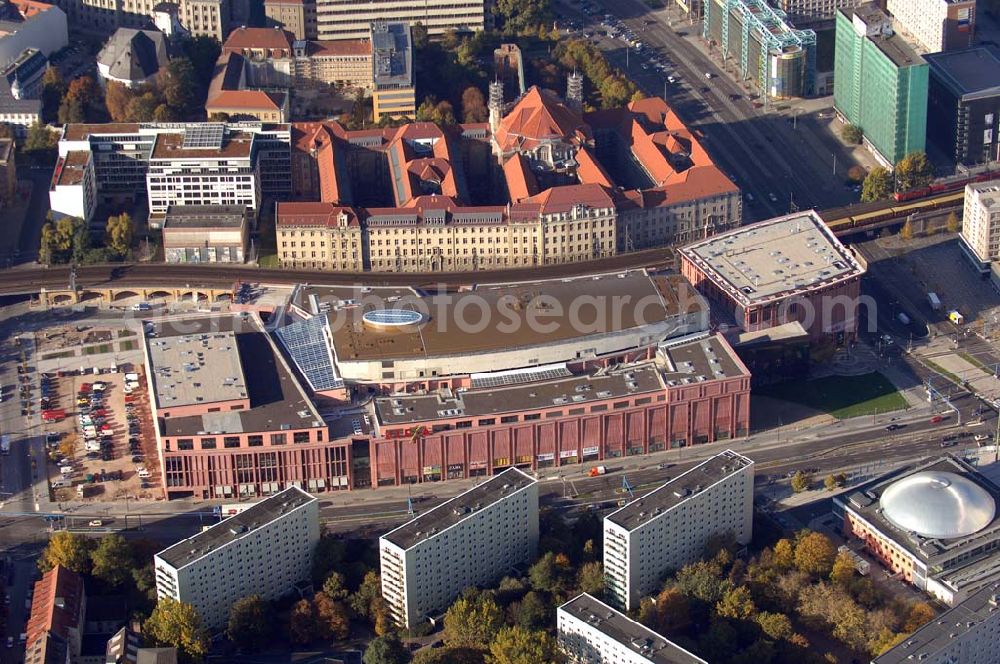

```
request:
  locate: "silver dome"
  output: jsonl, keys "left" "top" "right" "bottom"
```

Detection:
{"left": 879, "top": 471, "right": 996, "bottom": 539}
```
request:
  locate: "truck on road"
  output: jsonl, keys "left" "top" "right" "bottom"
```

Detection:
{"left": 0, "top": 435, "right": 9, "bottom": 455}
{"left": 589, "top": 466, "right": 607, "bottom": 477}
{"left": 928, "top": 292, "right": 941, "bottom": 310}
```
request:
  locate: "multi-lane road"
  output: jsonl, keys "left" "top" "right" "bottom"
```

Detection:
{"left": 556, "top": 0, "right": 863, "bottom": 221}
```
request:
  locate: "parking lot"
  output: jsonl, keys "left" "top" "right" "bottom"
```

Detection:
{"left": 42, "top": 370, "right": 161, "bottom": 506}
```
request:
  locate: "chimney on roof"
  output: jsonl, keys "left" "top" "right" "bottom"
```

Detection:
{"left": 566, "top": 70, "right": 583, "bottom": 113}
{"left": 489, "top": 79, "right": 504, "bottom": 138}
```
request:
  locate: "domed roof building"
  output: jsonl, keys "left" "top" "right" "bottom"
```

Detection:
{"left": 834, "top": 455, "right": 1000, "bottom": 607}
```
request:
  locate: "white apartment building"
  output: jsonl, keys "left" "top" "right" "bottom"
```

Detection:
{"left": 49, "top": 0, "right": 228, "bottom": 40}
{"left": 872, "top": 583, "right": 1000, "bottom": 664}
{"left": 315, "top": 0, "right": 485, "bottom": 40}
{"left": 604, "top": 450, "right": 754, "bottom": 610}
{"left": 960, "top": 180, "right": 1000, "bottom": 272}
{"left": 145, "top": 127, "right": 261, "bottom": 225}
{"left": 558, "top": 593, "right": 707, "bottom": 664}
{"left": 154, "top": 486, "right": 319, "bottom": 631}
{"left": 886, "top": 0, "right": 976, "bottom": 53}
{"left": 48, "top": 122, "right": 291, "bottom": 225}
{"left": 379, "top": 467, "right": 539, "bottom": 628}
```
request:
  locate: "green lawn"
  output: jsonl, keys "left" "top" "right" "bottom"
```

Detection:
{"left": 756, "top": 372, "right": 908, "bottom": 420}
{"left": 119, "top": 340, "right": 136, "bottom": 352}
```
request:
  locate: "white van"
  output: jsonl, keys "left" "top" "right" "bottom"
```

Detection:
{"left": 85, "top": 441, "right": 101, "bottom": 452}
{"left": 82, "top": 426, "right": 97, "bottom": 438}
{"left": 136, "top": 467, "right": 150, "bottom": 478}
{"left": 124, "top": 373, "right": 140, "bottom": 382}
{"left": 51, "top": 478, "right": 72, "bottom": 489}
{"left": 59, "top": 465, "right": 74, "bottom": 476}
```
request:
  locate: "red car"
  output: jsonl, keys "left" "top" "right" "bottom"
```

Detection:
{"left": 42, "top": 409, "right": 66, "bottom": 422}
{"left": 92, "top": 409, "right": 108, "bottom": 417}
{"left": 930, "top": 415, "right": 946, "bottom": 424}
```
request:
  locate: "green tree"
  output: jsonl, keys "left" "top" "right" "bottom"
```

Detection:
{"left": 487, "top": 626, "right": 558, "bottom": 664}
{"left": 861, "top": 166, "right": 894, "bottom": 202}
{"left": 162, "top": 58, "right": 200, "bottom": 118}
{"left": 756, "top": 611, "right": 794, "bottom": 640}
{"left": 364, "top": 632, "right": 411, "bottom": 664}
{"left": 790, "top": 471, "right": 813, "bottom": 493}
{"left": 323, "top": 571, "right": 350, "bottom": 601}
{"left": 824, "top": 474, "right": 845, "bottom": 491}
{"left": 24, "top": 121, "right": 57, "bottom": 155}
{"left": 795, "top": 532, "right": 837, "bottom": 576}
{"left": 576, "top": 561, "right": 604, "bottom": 596}
{"left": 529, "top": 552, "right": 567, "bottom": 593}
{"left": 493, "top": 0, "right": 551, "bottom": 34}
{"left": 227, "top": 595, "right": 271, "bottom": 651}
{"left": 946, "top": 211, "right": 960, "bottom": 233}
{"left": 509, "top": 590, "right": 550, "bottom": 631}
{"left": 443, "top": 594, "right": 503, "bottom": 649}
{"left": 154, "top": 104, "right": 179, "bottom": 122}
{"left": 314, "top": 591, "right": 351, "bottom": 641}
{"left": 674, "top": 560, "right": 732, "bottom": 604}
{"left": 895, "top": 151, "right": 934, "bottom": 192}
{"left": 830, "top": 551, "right": 856, "bottom": 587}
{"left": 39, "top": 531, "right": 94, "bottom": 574}
{"left": 840, "top": 123, "right": 863, "bottom": 144}
{"left": 105, "top": 212, "right": 133, "bottom": 258}
{"left": 41, "top": 67, "right": 65, "bottom": 122}
{"left": 288, "top": 598, "right": 317, "bottom": 645}
{"left": 715, "top": 585, "right": 755, "bottom": 620}
{"left": 126, "top": 92, "right": 161, "bottom": 122}
{"left": 105, "top": 80, "right": 135, "bottom": 122}
{"left": 900, "top": 219, "right": 914, "bottom": 241}
{"left": 90, "top": 534, "right": 134, "bottom": 587}
{"left": 144, "top": 597, "right": 210, "bottom": 662}
{"left": 350, "top": 570, "right": 383, "bottom": 619}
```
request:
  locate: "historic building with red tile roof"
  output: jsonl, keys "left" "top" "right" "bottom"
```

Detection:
{"left": 277, "top": 83, "right": 741, "bottom": 271}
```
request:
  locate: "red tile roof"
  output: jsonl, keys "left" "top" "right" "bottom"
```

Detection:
{"left": 208, "top": 90, "right": 284, "bottom": 112}
{"left": 277, "top": 202, "right": 359, "bottom": 227}
{"left": 575, "top": 145, "right": 614, "bottom": 188}
{"left": 522, "top": 183, "right": 615, "bottom": 215}
{"left": 310, "top": 40, "right": 372, "bottom": 57}
{"left": 494, "top": 86, "right": 590, "bottom": 154}
{"left": 503, "top": 153, "right": 538, "bottom": 203}
{"left": 25, "top": 566, "right": 84, "bottom": 651}
{"left": 223, "top": 27, "right": 294, "bottom": 54}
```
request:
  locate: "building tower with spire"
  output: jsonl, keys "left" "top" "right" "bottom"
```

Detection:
{"left": 566, "top": 71, "right": 583, "bottom": 112}
{"left": 488, "top": 80, "right": 504, "bottom": 151}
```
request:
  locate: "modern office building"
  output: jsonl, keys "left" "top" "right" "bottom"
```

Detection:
{"left": 48, "top": 122, "right": 291, "bottom": 225}
{"left": 161, "top": 204, "right": 249, "bottom": 263}
{"left": 603, "top": 450, "right": 754, "bottom": 610}
{"left": 925, "top": 48, "right": 1000, "bottom": 167}
{"left": 154, "top": 486, "right": 319, "bottom": 630}
{"left": 0, "top": 0, "right": 67, "bottom": 68}
{"left": 834, "top": 455, "right": 1000, "bottom": 606}
{"left": 872, "top": 582, "right": 1000, "bottom": 664}
{"left": 773, "top": 0, "right": 863, "bottom": 24}
{"left": 834, "top": 4, "right": 928, "bottom": 166}
{"left": 277, "top": 91, "right": 740, "bottom": 272}
{"left": 558, "top": 593, "right": 707, "bottom": 664}
{"left": 370, "top": 21, "right": 415, "bottom": 121}
{"left": 379, "top": 467, "right": 538, "bottom": 627}
{"left": 679, "top": 210, "right": 866, "bottom": 345}
{"left": 24, "top": 565, "right": 86, "bottom": 664}
{"left": 49, "top": 0, "right": 228, "bottom": 40}
{"left": 961, "top": 180, "right": 1000, "bottom": 272}
{"left": 144, "top": 315, "right": 343, "bottom": 499}
{"left": 314, "top": 0, "right": 484, "bottom": 40}
{"left": 886, "top": 0, "right": 975, "bottom": 53}
{"left": 703, "top": 0, "right": 816, "bottom": 99}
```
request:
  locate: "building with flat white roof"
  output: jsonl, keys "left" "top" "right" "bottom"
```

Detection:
{"left": 872, "top": 582, "right": 1000, "bottom": 664}
{"left": 379, "top": 467, "right": 538, "bottom": 628}
{"left": 604, "top": 450, "right": 754, "bottom": 610}
{"left": 558, "top": 593, "right": 707, "bottom": 664}
{"left": 154, "top": 485, "right": 319, "bottom": 631}
{"left": 680, "top": 210, "right": 865, "bottom": 343}
{"left": 961, "top": 179, "right": 1000, "bottom": 272}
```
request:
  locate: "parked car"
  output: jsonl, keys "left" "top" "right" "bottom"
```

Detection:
{"left": 88, "top": 520, "right": 103, "bottom": 527}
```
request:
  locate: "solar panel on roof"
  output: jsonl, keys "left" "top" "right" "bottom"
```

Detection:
{"left": 182, "top": 123, "right": 225, "bottom": 150}
{"left": 275, "top": 317, "right": 342, "bottom": 392}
